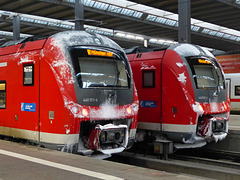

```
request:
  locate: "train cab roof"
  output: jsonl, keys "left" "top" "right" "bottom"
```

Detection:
{"left": 50, "top": 31, "right": 123, "bottom": 52}
{"left": 168, "top": 43, "right": 215, "bottom": 58}
{"left": 0, "top": 31, "right": 125, "bottom": 55}
{"left": 124, "top": 46, "right": 168, "bottom": 54}
{"left": 125, "top": 43, "right": 215, "bottom": 59}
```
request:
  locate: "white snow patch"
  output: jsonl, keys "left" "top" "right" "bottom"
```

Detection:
{"left": 177, "top": 72, "right": 187, "bottom": 84}
{"left": 192, "top": 102, "right": 204, "bottom": 115}
{"left": 213, "top": 121, "right": 228, "bottom": 142}
{"left": 90, "top": 101, "right": 125, "bottom": 119}
{"left": 66, "top": 129, "right": 70, "bottom": 135}
{"left": 210, "top": 103, "right": 219, "bottom": 112}
{"left": 202, "top": 120, "right": 212, "bottom": 137}
{"left": 176, "top": 62, "right": 184, "bottom": 67}
{"left": 175, "top": 141, "right": 207, "bottom": 149}
{"left": 18, "top": 55, "right": 35, "bottom": 65}
{"left": 140, "top": 62, "right": 156, "bottom": 70}
{"left": 213, "top": 133, "right": 227, "bottom": 142}
{"left": 96, "top": 123, "right": 128, "bottom": 130}
{"left": 64, "top": 97, "right": 85, "bottom": 118}
{"left": 64, "top": 125, "right": 70, "bottom": 135}
{"left": 14, "top": 52, "right": 21, "bottom": 58}
{"left": 89, "top": 100, "right": 139, "bottom": 120}
{"left": 51, "top": 58, "right": 75, "bottom": 85}
{"left": 131, "top": 101, "right": 139, "bottom": 113}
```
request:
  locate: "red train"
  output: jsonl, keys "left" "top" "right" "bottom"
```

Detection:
{"left": 127, "top": 44, "right": 230, "bottom": 148}
{"left": 0, "top": 31, "right": 139, "bottom": 155}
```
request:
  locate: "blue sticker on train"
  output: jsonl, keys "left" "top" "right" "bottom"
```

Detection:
{"left": 21, "top": 103, "right": 36, "bottom": 112}
{"left": 140, "top": 101, "right": 157, "bottom": 108}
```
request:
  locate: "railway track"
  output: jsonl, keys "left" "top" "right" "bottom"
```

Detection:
{"left": 107, "top": 149, "right": 240, "bottom": 180}
{"left": 173, "top": 149, "right": 240, "bottom": 168}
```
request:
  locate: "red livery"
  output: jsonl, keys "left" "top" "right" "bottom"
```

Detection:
{"left": 0, "top": 31, "right": 139, "bottom": 155}
{"left": 127, "top": 44, "right": 230, "bottom": 148}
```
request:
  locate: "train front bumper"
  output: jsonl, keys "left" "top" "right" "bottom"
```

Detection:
{"left": 87, "top": 124, "right": 128, "bottom": 154}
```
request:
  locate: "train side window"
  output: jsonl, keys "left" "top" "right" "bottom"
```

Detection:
{"left": 142, "top": 70, "right": 155, "bottom": 88}
{"left": 0, "top": 81, "right": 6, "bottom": 109}
{"left": 235, "top": 86, "right": 240, "bottom": 96}
{"left": 23, "top": 64, "right": 34, "bottom": 86}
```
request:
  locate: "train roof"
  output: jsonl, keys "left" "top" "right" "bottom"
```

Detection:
{"left": 124, "top": 46, "right": 169, "bottom": 54}
{"left": 125, "top": 43, "right": 215, "bottom": 59}
{"left": 168, "top": 43, "right": 215, "bottom": 58}
{"left": 0, "top": 31, "right": 124, "bottom": 52}
{"left": 50, "top": 31, "right": 123, "bottom": 51}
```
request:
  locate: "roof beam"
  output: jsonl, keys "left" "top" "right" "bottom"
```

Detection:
{"left": 36, "top": 0, "right": 181, "bottom": 33}
{"left": 216, "top": 0, "right": 240, "bottom": 9}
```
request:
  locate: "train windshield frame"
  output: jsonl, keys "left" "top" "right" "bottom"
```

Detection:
{"left": 69, "top": 47, "right": 130, "bottom": 89}
{"left": 187, "top": 57, "right": 225, "bottom": 90}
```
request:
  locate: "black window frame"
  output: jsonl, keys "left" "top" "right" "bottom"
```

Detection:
{"left": 142, "top": 70, "right": 155, "bottom": 88}
{"left": 187, "top": 57, "right": 225, "bottom": 90}
{"left": 69, "top": 47, "right": 131, "bottom": 89}
{"left": 23, "top": 64, "right": 34, "bottom": 86}
{"left": 0, "top": 81, "right": 6, "bottom": 109}
{"left": 235, "top": 86, "right": 240, "bottom": 96}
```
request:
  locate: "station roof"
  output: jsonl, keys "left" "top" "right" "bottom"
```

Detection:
{"left": 0, "top": 0, "right": 240, "bottom": 53}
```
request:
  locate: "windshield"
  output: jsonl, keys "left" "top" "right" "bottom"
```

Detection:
{"left": 187, "top": 58, "right": 224, "bottom": 89}
{"left": 70, "top": 47, "right": 130, "bottom": 89}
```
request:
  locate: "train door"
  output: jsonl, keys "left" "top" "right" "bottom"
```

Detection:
{"left": 130, "top": 52, "right": 163, "bottom": 132}
{"left": 18, "top": 51, "right": 40, "bottom": 142}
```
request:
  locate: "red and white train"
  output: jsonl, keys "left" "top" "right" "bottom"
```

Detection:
{"left": 216, "top": 54, "right": 240, "bottom": 112}
{"left": 127, "top": 44, "right": 230, "bottom": 148}
{"left": 0, "top": 31, "right": 139, "bottom": 155}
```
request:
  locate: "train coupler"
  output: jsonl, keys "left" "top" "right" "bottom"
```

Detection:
{"left": 87, "top": 124, "right": 128, "bottom": 154}
{"left": 197, "top": 115, "right": 228, "bottom": 142}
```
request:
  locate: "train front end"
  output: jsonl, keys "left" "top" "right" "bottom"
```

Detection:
{"left": 43, "top": 31, "right": 138, "bottom": 155}
{"left": 162, "top": 44, "right": 230, "bottom": 148}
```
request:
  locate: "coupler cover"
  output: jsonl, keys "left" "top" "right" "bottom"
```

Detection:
{"left": 88, "top": 124, "right": 128, "bottom": 154}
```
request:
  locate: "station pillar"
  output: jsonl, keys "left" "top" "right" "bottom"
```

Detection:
{"left": 75, "top": 0, "right": 84, "bottom": 30}
{"left": 178, "top": 0, "right": 191, "bottom": 43}
{"left": 13, "top": 15, "right": 20, "bottom": 40}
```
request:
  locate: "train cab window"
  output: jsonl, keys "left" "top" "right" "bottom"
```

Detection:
{"left": 70, "top": 48, "right": 130, "bottom": 89}
{"left": 23, "top": 64, "right": 34, "bottom": 86}
{"left": 142, "top": 70, "right": 155, "bottom": 88}
{"left": 0, "top": 81, "right": 6, "bottom": 109}
{"left": 235, "top": 86, "right": 240, "bottom": 96}
{"left": 187, "top": 58, "right": 224, "bottom": 90}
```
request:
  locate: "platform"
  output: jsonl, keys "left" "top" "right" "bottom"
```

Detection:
{"left": 0, "top": 139, "right": 207, "bottom": 180}
{"left": 229, "top": 114, "right": 240, "bottom": 130}
{"left": 0, "top": 115, "right": 239, "bottom": 180}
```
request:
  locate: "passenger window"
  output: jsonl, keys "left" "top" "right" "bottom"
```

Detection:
{"left": 235, "top": 86, "right": 240, "bottom": 96}
{"left": 142, "top": 70, "right": 155, "bottom": 88}
{"left": 23, "top": 64, "right": 34, "bottom": 86}
{"left": 0, "top": 81, "right": 6, "bottom": 109}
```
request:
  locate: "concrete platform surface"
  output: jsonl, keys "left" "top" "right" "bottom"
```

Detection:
{"left": 0, "top": 140, "right": 206, "bottom": 180}
{"left": 229, "top": 115, "right": 240, "bottom": 130}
